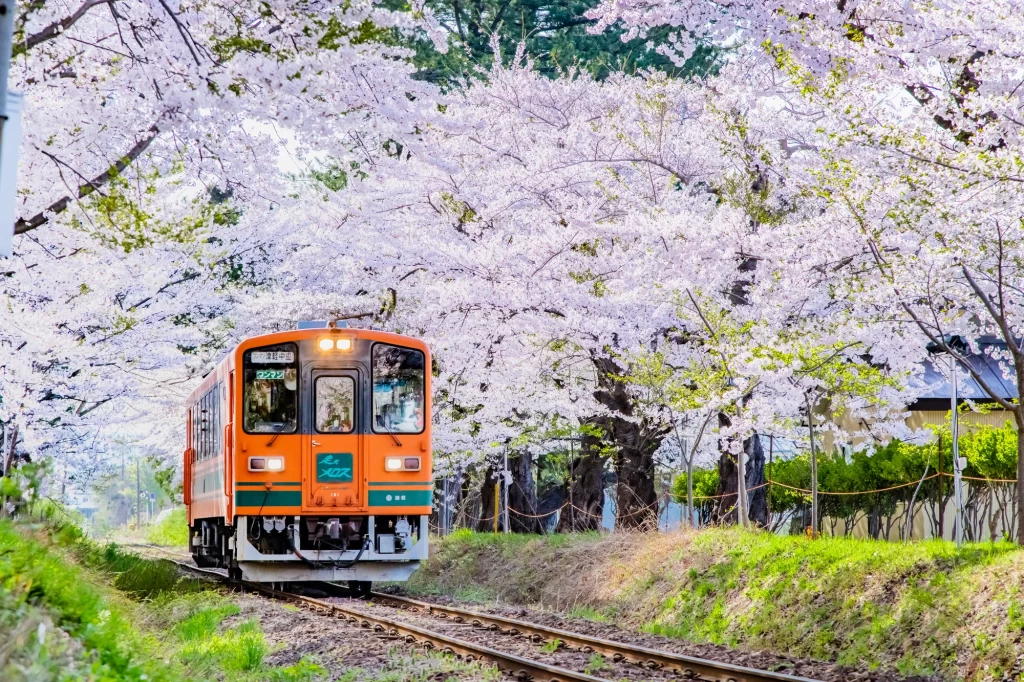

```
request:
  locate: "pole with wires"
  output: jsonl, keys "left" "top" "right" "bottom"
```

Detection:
{"left": 951, "top": 355, "right": 963, "bottom": 548}
{"left": 502, "top": 444, "right": 510, "bottom": 534}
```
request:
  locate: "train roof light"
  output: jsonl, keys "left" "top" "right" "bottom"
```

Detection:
{"left": 318, "top": 338, "right": 335, "bottom": 351}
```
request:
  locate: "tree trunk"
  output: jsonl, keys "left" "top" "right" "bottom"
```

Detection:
{"left": 711, "top": 428, "right": 767, "bottom": 527}
{"left": 2, "top": 422, "right": 17, "bottom": 477}
{"left": 588, "top": 356, "right": 668, "bottom": 530}
{"left": 556, "top": 433, "right": 605, "bottom": 533}
{"left": 507, "top": 450, "right": 543, "bottom": 534}
{"left": 475, "top": 466, "right": 499, "bottom": 533}
{"left": 608, "top": 414, "right": 660, "bottom": 530}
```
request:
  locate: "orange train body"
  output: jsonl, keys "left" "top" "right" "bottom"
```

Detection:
{"left": 183, "top": 325, "right": 431, "bottom": 584}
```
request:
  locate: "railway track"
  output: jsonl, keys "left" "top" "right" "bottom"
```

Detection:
{"left": 163, "top": 555, "right": 820, "bottom": 682}
{"left": 353, "top": 589, "right": 819, "bottom": 682}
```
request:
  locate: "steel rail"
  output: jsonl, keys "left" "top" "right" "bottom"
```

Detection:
{"left": 356, "top": 590, "right": 821, "bottom": 682}
{"left": 163, "top": 557, "right": 820, "bottom": 682}
{"left": 165, "top": 559, "right": 610, "bottom": 682}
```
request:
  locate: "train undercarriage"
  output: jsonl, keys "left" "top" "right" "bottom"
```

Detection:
{"left": 190, "top": 514, "right": 428, "bottom": 587}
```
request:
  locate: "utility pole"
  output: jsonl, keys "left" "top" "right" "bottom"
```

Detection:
{"left": 0, "top": 0, "right": 22, "bottom": 258}
{"left": 951, "top": 356, "right": 963, "bottom": 548}
{"left": 136, "top": 455, "right": 141, "bottom": 530}
{"left": 737, "top": 445, "right": 747, "bottom": 528}
{"left": 502, "top": 444, "right": 510, "bottom": 534}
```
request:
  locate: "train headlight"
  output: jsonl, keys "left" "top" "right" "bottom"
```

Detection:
{"left": 249, "top": 456, "right": 285, "bottom": 472}
{"left": 385, "top": 457, "right": 420, "bottom": 471}
{"left": 318, "top": 337, "right": 353, "bottom": 351}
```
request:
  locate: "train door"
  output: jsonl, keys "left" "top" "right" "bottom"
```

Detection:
{"left": 302, "top": 369, "right": 364, "bottom": 512}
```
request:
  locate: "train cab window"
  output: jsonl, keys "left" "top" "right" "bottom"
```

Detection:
{"left": 372, "top": 344, "right": 425, "bottom": 434}
{"left": 243, "top": 343, "right": 298, "bottom": 434}
{"left": 315, "top": 377, "right": 355, "bottom": 433}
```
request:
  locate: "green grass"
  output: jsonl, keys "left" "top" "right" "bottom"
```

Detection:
{"left": 0, "top": 516, "right": 329, "bottom": 681}
{"left": 567, "top": 605, "right": 609, "bottom": 622}
{"left": 413, "top": 527, "right": 1024, "bottom": 681}
{"left": 0, "top": 519, "right": 170, "bottom": 681}
{"left": 147, "top": 508, "right": 189, "bottom": 546}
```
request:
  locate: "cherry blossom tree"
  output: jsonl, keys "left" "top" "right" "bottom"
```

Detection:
{"left": 592, "top": 0, "right": 1024, "bottom": 539}
{"left": 2, "top": 0, "right": 445, "bottom": 493}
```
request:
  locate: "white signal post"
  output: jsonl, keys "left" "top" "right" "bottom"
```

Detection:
{"left": 0, "top": 1, "right": 19, "bottom": 258}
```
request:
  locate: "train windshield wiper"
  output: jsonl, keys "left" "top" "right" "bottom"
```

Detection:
{"left": 266, "top": 422, "right": 286, "bottom": 447}
{"left": 381, "top": 415, "right": 402, "bottom": 447}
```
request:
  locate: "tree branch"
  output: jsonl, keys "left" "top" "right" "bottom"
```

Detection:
{"left": 14, "top": 122, "right": 160, "bottom": 235}
{"left": 15, "top": 0, "right": 115, "bottom": 57}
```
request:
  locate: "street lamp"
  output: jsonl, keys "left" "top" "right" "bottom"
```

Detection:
{"left": 926, "top": 336, "right": 967, "bottom": 547}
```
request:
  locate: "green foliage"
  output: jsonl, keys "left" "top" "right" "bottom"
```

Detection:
{"left": 0, "top": 459, "right": 50, "bottom": 514}
{"left": 671, "top": 418, "right": 1021, "bottom": 536}
{"left": 670, "top": 467, "right": 720, "bottom": 525}
{"left": 382, "top": 0, "right": 718, "bottom": 87}
{"left": 151, "top": 456, "right": 183, "bottom": 501}
{"left": 147, "top": 508, "right": 190, "bottom": 547}
{"left": 0, "top": 516, "right": 335, "bottom": 681}
{"left": 540, "top": 638, "right": 562, "bottom": 653}
{"left": 0, "top": 519, "right": 171, "bottom": 681}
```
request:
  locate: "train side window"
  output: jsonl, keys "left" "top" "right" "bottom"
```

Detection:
{"left": 315, "top": 376, "right": 355, "bottom": 433}
{"left": 195, "top": 404, "right": 201, "bottom": 461}
{"left": 372, "top": 344, "right": 425, "bottom": 435}
{"left": 213, "top": 386, "right": 221, "bottom": 455}
{"left": 201, "top": 393, "right": 209, "bottom": 460}
{"left": 243, "top": 343, "right": 298, "bottom": 434}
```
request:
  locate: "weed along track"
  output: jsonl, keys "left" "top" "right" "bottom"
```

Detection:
{"left": 321, "top": 588, "right": 823, "bottom": 682}
{"left": 166, "top": 557, "right": 820, "bottom": 682}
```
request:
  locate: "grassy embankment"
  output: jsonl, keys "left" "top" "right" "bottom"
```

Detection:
{"left": 407, "top": 528, "right": 1024, "bottom": 681}
{"left": 147, "top": 507, "right": 189, "bottom": 547}
{"left": 0, "top": 511, "right": 494, "bottom": 681}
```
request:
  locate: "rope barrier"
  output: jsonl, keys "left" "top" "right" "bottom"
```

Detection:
{"left": 444, "top": 471, "right": 1022, "bottom": 527}
{"left": 943, "top": 472, "right": 1019, "bottom": 484}
{"left": 508, "top": 503, "right": 567, "bottom": 518}
{"left": 765, "top": 475, "right": 942, "bottom": 496}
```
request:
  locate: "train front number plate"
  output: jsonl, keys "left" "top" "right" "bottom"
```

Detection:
{"left": 316, "top": 452, "right": 354, "bottom": 483}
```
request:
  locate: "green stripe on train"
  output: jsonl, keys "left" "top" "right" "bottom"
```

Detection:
{"left": 368, "top": 490, "right": 432, "bottom": 506}
{"left": 235, "top": 490, "right": 302, "bottom": 507}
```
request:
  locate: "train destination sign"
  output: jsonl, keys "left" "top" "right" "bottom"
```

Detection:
{"left": 251, "top": 351, "right": 295, "bottom": 364}
{"left": 316, "top": 452, "right": 354, "bottom": 483}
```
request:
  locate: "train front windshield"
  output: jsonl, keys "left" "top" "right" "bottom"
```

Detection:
{"left": 372, "top": 344, "right": 425, "bottom": 433}
{"left": 243, "top": 343, "right": 298, "bottom": 433}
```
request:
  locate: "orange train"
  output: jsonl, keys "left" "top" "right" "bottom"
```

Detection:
{"left": 183, "top": 322, "right": 431, "bottom": 589}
